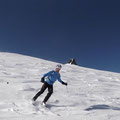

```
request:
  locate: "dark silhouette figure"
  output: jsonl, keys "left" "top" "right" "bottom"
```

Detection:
{"left": 68, "top": 58, "right": 77, "bottom": 65}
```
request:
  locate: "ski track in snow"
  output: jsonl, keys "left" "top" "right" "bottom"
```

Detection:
{"left": 0, "top": 52, "right": 120, "bottom": 120}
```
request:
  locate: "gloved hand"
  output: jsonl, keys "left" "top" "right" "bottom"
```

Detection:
{"left": 62, "top": 81, "right": 68, "bottom": 86}
{"left": 41, "top": 77, "right": 45, "bottom": 83}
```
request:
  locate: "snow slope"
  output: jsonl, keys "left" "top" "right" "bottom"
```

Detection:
{"left": 0, "top": 52, "right": 120, "bottom": 120}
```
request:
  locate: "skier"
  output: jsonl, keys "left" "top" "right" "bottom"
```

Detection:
{"left": 32, "top": 64, "right": 68, "bottom": 106}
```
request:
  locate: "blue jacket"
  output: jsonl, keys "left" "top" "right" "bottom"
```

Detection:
{"left": 43, "top": 70, "right": 63, "bottom": 85}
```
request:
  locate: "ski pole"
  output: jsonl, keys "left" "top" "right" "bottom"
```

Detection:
{"left": 66, "top": 86, "right": 69, "bottom": 94}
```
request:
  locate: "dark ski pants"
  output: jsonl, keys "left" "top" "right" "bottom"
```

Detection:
{"left": 33, "top": 82, "right": 53, "bottom": 103}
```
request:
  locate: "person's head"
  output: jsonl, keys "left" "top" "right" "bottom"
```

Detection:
{"left": 55, "top": 64, "right": 62, "bottom": 72}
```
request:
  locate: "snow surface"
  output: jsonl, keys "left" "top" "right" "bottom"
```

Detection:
{"left": 0, "top": 52, "right": 120, "bottom": 120}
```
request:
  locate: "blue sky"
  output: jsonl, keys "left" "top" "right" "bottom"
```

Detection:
{"left": 0, "top": 0, "right": 120, "bottom": 73}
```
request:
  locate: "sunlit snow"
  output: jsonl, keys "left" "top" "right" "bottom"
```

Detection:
{"left": 0, "top": 52, "right": 120, "bottom": 120}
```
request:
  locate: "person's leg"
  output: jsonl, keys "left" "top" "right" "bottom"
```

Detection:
{"left": 32, "top": 82, "right": 48, "bottom": 101}
{"left": 43, "top": 85, "right": 53, "bottom": 103}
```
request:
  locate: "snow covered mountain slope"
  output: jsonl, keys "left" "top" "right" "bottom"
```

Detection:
{"left": 0, "top": 52, "right": 120, "bottom": 120}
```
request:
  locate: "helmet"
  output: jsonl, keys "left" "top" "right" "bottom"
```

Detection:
{"left": 56, "top": 64, "right": 62, "bottom": 70}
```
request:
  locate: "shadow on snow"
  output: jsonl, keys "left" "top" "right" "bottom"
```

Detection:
{"left": 46, "top": 103, "right": 78, "bottom": 109}
{"left": 85, "top": 104, "right": 120, "bottom": 111}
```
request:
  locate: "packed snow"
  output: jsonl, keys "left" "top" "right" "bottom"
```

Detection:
{"left": 0, "top": 52, "right": 120, "bottom": 120}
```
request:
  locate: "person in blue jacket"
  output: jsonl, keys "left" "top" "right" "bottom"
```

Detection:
{"left": 32, "top": 64, "right": 67, "bottom": 106}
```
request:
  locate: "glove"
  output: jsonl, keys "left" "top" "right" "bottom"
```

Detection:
{"left": 41, "top": 77, "right": 45, "bottom": 83}
{"left": 62, "top": 81, "right": 68, "bottom": 86}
